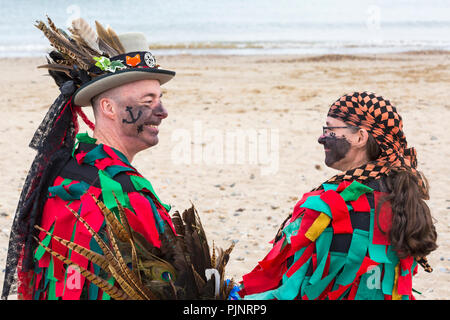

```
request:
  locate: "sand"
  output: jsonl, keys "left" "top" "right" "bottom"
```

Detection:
{"left": 0, "top": 51, "right": 449, "bottom": 299}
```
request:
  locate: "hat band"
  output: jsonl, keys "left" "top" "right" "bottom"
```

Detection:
{"left": 89, "top": 51, "right": 159, "bottom": 74}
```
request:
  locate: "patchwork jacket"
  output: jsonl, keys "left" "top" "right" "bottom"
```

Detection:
{"left": 239, "top": 179, "right": 419, "bottom": 300}
{"left": 19, "top": 133, "right": 175, "bottom": 300}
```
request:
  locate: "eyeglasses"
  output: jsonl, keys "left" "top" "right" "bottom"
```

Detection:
{"left": 322, "top": 126, "right": 354, "bottom": 136}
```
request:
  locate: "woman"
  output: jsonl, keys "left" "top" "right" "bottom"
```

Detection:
{"left": 238, "top": 91, "right": 437, "bottom": 300}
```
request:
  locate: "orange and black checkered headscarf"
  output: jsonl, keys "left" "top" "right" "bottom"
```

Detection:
{"left": 323, "top": 91, "right": 424, "bottom": 188}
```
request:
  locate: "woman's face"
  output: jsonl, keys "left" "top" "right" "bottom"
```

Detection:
{"left": 318, "top": 117, "right": 366, "bottom": 172}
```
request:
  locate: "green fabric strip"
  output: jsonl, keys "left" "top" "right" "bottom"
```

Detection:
{"left": 336, "top": 229, "right": 370, "bottom": 286}
{"left": 339, "top": 181, "right": 373, "bottom": 202}
{"left": 76, "top": 132, "right": 97, "bottom": 144}
{"left": 300, "top": 195, "right": 332, "bottom": 218}
{"left": 47, "top": 258, "right": 58, "bottom": 300}
{"left": 130, "top": 175, "right": 171, "bottom": 212}
{"left": 101, "top": 277, "right": 115, "bottom": 300}
{"left": 62, "top": 215, "right": 79, "bottom": 298}
{"left": 34, "top": 223, "right": 55, "bottom": 261}
{"left": 99, "top": 169, "right": 126, "bottom": 213}
{"left": 73, "top": 132, "right": 97, "bottom": 157}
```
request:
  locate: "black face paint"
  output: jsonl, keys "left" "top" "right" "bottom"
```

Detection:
{"left": 318, "top": 135, "right": 351, "bottom": 167}
{"left": 122, "top": 106, "right": 143, "bottom": 124}
{"left": 137, "top": 124, "right": 144, "bottom": 134}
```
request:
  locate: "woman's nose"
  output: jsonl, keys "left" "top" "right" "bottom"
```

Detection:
{"left": 318, "top": 134, "right": 327, "bottom": 145}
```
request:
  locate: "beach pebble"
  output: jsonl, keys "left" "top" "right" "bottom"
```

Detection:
{"left": 236, "top": 257, "right": 245, "bottom": 261}
{"left": 235, "top": 208, "right": 245, "bottom": 212}
{"left": 229, "top": 183, "right": 235, "bottom": 188}
{"left": 233, "top": 212, "right": 240, "bottom": 216}
{"left": 250, "top": 174, "right": 255, "bottom": 179}
{"left": 271, "top": 205, "right": 279, "bottom": 210}
{"left": 430, "top": 136, "right": 438, "bottom": 141}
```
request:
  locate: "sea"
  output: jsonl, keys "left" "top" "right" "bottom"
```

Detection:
{"left": 0, "top": 0, "right": 449, "bottom": 57}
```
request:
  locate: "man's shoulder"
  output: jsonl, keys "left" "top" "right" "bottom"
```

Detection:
{"left": 58, "top": 157, "right": 137, "bottom": 193}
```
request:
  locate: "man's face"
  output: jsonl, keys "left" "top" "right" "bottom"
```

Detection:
{"left": 112, "top": 79, "right": 168, "bottom": 151}
{"left": 317, "top": 117, "right": 358, "bottom": 171}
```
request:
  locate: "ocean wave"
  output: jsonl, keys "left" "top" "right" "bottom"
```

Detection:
{"left": 0, "top": 40, "right": 449, "bottom": 58}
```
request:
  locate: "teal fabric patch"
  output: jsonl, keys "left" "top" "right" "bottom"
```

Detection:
{"left": 300, "top": 195, "right": 332, "bottom": 218}
{"left": 381, "top": 246, "right": 400, "bottom": 295}
{"left": 355, "top": 271, "right": 385, "bottom": 300}
{"left": 104, "top": 165, "right": 136, "bottom": 178}
{"left": 309, "top": 228, "right": 333, "bottom": 285}
{"left": 368, "top": 209, "right": 391, "bottom": 263}
{"left": 336, "top": 229, "right": 370, "bottom": 286}
{"left": 322, "top": 183, "right": 339, "bottom": 192}
{"left": 281, "top": 218, "right": 302, "bottom": 244}
{"left": 83, "top": 144, "right": 109, "bottom": 164}
{"left": 303, "top": 252, "right": 347, "bottom": 300}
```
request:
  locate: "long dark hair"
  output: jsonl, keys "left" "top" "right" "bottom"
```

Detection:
{"left": 367, "top": 134, "right": 438, "bottom": 259}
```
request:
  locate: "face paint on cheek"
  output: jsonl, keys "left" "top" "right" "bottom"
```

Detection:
{"left": 122, "top": 106, "right": 143, "bottom": 124}
{"left": 320, "top": 135, "right": 351, "bottom": 166}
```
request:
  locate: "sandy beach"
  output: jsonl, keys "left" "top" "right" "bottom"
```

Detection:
{"left": 0, "top": 51, "right": 448, "bottom": 299}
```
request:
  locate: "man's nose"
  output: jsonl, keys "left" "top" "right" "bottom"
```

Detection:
{"left": 153, "top": 102, "right": 168, "bottom": 119}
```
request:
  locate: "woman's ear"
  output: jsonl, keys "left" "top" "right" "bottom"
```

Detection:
{"left": 355, "top": 128, "right": 369, "bottom": 149}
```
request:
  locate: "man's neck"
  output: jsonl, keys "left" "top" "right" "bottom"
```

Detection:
{"left": 93, "top": 128, "right": 135, "bottom": 162}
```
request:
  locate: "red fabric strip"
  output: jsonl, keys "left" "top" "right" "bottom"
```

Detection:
{"left": 286, "top": 242, "right": 315, "bottom": 278}
{"left": 320, "top": 190, "right": 353, "bottom": 234}
{"left": 336, "top": 181, "right": 352, "bottom": 192}
{"left": 127, "top": 192, "right": 161, "bottom": 247}
{"left": 349, "top": 193, "right": 371, "bottom": 212}
{"left": 63, "top": 187, "right": 103, "bottom": 300}
{"left": 397, "top": 256, "right": 414, "bottom": 295}
{"left": 291, "top": 190, "right": 324, "bottom": 221}
{"left": 373, "top": 191, "right": 392, "bottom": 245}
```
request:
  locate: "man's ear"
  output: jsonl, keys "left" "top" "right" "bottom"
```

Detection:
{"left": 97, "top": 97, "right": 116, "bottom": 121}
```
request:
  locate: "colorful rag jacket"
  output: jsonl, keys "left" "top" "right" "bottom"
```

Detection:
{"left": 239, "top": 179, "right": 419, "bottom": 300}
{"left": 19, "top": 133, "right": 175, "bottom": 300}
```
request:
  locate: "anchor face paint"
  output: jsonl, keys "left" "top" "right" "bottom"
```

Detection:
{"left": 119, "top": 103, "right": 165, "bottom": 147}
{"left": 318, "top": 134, "right": 352, "bottom": 167}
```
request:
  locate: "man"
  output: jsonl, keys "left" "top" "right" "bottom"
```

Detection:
{"left": 1, "top": 18, "right": 177, "bottom": 300}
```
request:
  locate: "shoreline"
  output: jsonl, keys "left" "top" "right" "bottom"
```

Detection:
{"left": 0, "top": 50, "right": 449, "bottom": 299}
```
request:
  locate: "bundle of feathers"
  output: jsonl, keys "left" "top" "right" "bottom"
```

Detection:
{"left": 34, "top": 193, "right": 236, "bottom": 300}
{"left": 35, "top": 16, "right": 128, "bottom": 90}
